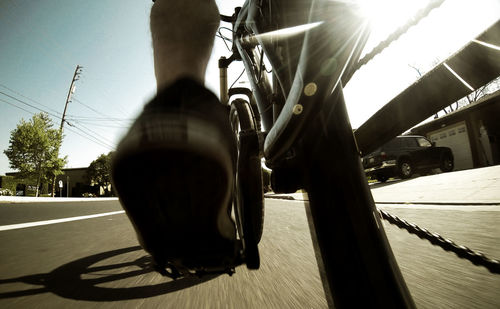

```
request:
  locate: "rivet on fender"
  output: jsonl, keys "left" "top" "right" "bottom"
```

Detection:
{"left": 293, "top": 104, "right": 304, "bottom": 115}
{"left": 304, "top": 82, "right": 317, "bottom": 96}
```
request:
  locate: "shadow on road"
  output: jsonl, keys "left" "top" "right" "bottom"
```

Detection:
{"left": 0, "top": 246, "right": 219, "bottom": 301}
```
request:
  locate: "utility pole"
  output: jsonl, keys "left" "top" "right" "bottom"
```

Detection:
{"left": 60, "top": 65, "right": 83, "bottom": 131}
{"left": 52, "top": 65, "right": 83, "bottom": 197}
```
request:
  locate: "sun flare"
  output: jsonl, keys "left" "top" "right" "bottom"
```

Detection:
{"left": 354, "top": 0, "right": 434, "bottom": 35}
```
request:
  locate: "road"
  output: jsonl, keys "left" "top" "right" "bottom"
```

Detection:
{"left": 0, "top": 199, "right": 327, "bottom": 308}
{"left": 378, "top": 204, "right": 500, "bottom": 309}
{"left": 0, "top": 173, "right": 499, "bottom": 308}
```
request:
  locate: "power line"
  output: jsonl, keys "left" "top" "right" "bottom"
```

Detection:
{"left": 75, "top": 75, "right": 131, "bottom": 119}
{"left": 0, "top": 90, "right": 62, "bottom": 120}
{"left": 64, "top": 121, "right": 116, "bottom": 150}
{"left": 66, "top": 119, "right": 117, "bottom": 147}
{"left": 0, "top": 83, "right": 63, "bottom": 116}
{"left": 0, "top": 90, "right": 117, "bottom": 150}
{"left": 71, "top": 97, "right": 134, "bottom": 128}
{"left": 64, "top": 120, "right": 130, "bottom": 129}
{"left": 0, "top": 97, "right": 36, "bottom": 115}
{"left": 73, "top": 97, "right": 111, "bottom": 118}
{"left": 64, "top": 118, "right": 117, "bottom": 149}
{"left": 1, "top": 98, "right": 114, "bottom": 151}
{"left": 65, "top": 115, "right": 133, "bottom": 120}
{"left": 65, "top": 121, "right": 116, "bottom": 150}
{"left": 63, "top": 125, "right": 115, "bottom": 151}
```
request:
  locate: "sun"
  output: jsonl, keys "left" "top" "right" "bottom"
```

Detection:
{"left": 353, "top": 0, "right": 434, "bottom": 36}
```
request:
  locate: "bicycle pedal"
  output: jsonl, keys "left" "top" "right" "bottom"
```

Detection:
{"left": 152, "top": 260, "right": 182, "bottom": 279}
{"left": 195, "top": 267, "right": 236, "bottom": 278}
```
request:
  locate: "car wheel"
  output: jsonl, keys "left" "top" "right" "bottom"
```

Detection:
{"left": 376, "top": 174, "right": 388, "bottom": 183}
{"left": 398, "top": 160, "right": 413, "bottom": 179}
{"left": 440, "top": 155, "right": 454, "bottom": 172}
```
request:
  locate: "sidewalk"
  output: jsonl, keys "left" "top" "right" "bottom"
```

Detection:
{"left": 265, "top": 165, "right": 500, "bottom": 205}
{"left": 371, "top": 165, "right": 500, "bottom": 205}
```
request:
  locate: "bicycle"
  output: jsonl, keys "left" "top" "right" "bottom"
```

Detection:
{"left": 127, "top": 0, "right": 499, "bottom": 307}
{"left": 216, "top": 0, "right": 447, "bottom": 307}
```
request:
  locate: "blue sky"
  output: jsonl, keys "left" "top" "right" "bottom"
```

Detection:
{"left": 1, "top": 0, "right": 499, "bottom": 175}
{"left": 0, "top": 0, "right": 156, "bottom": 174}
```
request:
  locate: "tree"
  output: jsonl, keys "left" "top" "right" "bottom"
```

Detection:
{"left": 87, "top": 152, "right": 113, "bottom": 196}
{"left": 4, "top": 113, "right": 67, "bottom": 197}
{"left": 463, "top": 76, "right": 500, "bottom": 105}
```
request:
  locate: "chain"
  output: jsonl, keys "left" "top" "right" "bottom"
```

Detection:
{"left": 379, "top": 209, "right": 500, "bottom": 274}
{"left": 353, "top": 0, "right": 445, "bottom": 72}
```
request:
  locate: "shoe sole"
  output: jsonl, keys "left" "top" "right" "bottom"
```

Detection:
{"left": 112, "top": 114, "right": 237, "bottom": 270}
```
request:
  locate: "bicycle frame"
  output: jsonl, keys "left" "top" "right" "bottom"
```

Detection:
{"left": 222, "top": 0, "right": 369, "bottom": 164}
{"left": 220, "top": 0, "right": 417, "bottom": 308}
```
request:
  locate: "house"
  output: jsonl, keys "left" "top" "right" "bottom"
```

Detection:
{"left": 410, "top": 89, "right": 500, "bottom": 170}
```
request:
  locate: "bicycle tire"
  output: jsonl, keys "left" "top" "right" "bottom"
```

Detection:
{"left": 230, "top": 99, "right": 265, "bottom": 269}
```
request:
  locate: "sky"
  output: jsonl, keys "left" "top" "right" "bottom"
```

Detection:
{"left": 1, "top": 0, "right": 499, "bottom": 175}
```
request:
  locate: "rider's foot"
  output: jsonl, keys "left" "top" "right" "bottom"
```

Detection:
{"left": 111, "top": 78, "right": 238, "bottom": 270}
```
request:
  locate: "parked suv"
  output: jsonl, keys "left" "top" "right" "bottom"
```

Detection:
{"left": 362, "top": 135, "right": 454, "bottom": 182}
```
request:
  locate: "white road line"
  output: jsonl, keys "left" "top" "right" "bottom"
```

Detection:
{"left": 0, "top": 210, "right": 125, "bottom": 232}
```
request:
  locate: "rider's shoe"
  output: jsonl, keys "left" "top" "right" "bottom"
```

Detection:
{"left": 111, "top": 78, "right": 238, "bottom": 271}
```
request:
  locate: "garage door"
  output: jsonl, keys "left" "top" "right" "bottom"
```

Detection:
{"left": 428, "top": 121, "right": 473, "bottom": 171}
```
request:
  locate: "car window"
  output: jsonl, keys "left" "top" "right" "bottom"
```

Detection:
{"left": 402, "top": 138, "right": 417, "bottom": 148}
{"left": 417, "top": 137, "right": 432, "bottom": 147}
{"left": 383, "top": 138, "right": 401, "bottom": 150}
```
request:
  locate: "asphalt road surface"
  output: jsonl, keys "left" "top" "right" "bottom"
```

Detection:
{"left": 0, "top": 198, "right": 499, "bottom": 308}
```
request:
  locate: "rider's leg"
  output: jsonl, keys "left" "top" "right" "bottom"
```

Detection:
{"left": 147, "top": 0, "right": 236, "bottom": 240}
{"left": 150, "top": 0, "right": 220, "bottom": 90}
{"left": 112, "top": 0, "right": 237, "bottom": 269}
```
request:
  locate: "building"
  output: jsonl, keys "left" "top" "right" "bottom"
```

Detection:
{"left": 410, "top": 89, "right": 500, "bottom": 171}
{"left": 53, "top": 167, "right": 93, "bottom": 197}
{"left": 2, "top": 167, "right": 103, "bottom": 197}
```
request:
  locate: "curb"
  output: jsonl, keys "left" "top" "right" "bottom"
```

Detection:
{"left": 375, "top": 201, "right": 500, "bottom": 206}
{"left": 263, "top": 195, "right": 500, "bottom": 206}
{"left": 0, "top": 197, "right": 119, "bottom": 204}
{"left": 264, "top": 195, "right": 296, "bottom": 200}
